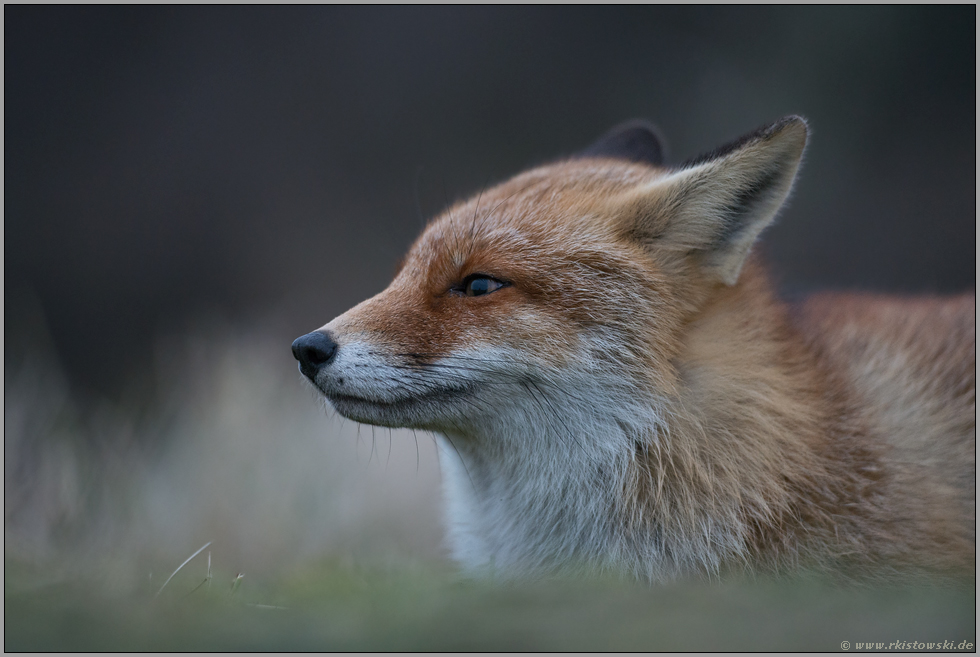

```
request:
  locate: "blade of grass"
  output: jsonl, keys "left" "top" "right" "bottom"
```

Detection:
{"left": 155, "top": 541, "right": 212, "bottom": 598}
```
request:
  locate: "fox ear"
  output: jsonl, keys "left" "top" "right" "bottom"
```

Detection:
{"left": 577, "top": 120, "right": 666, "bottom": 167}
{"left": 617, "top": 116, "right": 807, "bottom": 285}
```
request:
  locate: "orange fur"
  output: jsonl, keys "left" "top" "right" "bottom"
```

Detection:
{"left": 296, "top": 117, "right": 975, "bottom": 581}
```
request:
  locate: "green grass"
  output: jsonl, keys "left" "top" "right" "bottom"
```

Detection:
{"left": 5, "top": 557, "right": 975, "bottom": 651}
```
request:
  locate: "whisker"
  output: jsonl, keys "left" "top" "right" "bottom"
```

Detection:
{"left": 413, "top": 429, "right": 420, "bottom": 474}
{"left": 386, "top": 426, "right": 393, "bottom": 470}
{"left": 429, "top": 433, "right": 442, "bottom": 479}
{"left": 469, "top": 176, "right": 491, "bottom": 243}
{"left": 356, "top": 422, "right": 363, "bottom": 464}
{"left": 442, "top": 179, "right": 465, "bottom": 262}
{"left": 441, "top": 433, "right": 477, "bottom": 490}
{"left": 390, "top": 359, "right": 603, "bottom": 408}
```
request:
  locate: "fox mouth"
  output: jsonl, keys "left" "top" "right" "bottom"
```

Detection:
{"left": 322, "top": 385, "right": 476, "bottom": 428}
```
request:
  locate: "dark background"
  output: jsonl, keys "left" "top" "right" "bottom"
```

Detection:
{"left": 5, "top": 6, "right": 976, "bottom": 399}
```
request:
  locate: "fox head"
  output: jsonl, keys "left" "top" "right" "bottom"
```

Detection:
{"left": 293, "top": 117, "right": 807, "bottom": 438}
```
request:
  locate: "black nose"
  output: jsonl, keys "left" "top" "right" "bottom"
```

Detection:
{"left": 291, "top": 331, "right": 338, "bottom": 379}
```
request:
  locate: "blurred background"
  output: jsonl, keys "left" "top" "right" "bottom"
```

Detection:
{"left": 4, "top": 6, "right": 976, "bottom": 586}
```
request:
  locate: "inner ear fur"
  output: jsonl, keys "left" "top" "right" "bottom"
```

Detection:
{"left": 614, "top": 116, "right": 808, "bottom": 285}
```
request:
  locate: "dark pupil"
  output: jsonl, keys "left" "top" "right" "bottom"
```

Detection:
{"left": 468, "top": 278, "right": 491, "bottom": 296}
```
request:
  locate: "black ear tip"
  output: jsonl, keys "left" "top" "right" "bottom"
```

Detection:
{"left": 576, "top": 119, "right": 667, "bottom": 167}
{"left": 683, "top": 116, "right": 810, "bottom": 168}
{"left": 780, "top": 114, "right": 808, "bottom": 126}
{"left": 764, "top": 116, "right": 809, "bottom": 154}
{"left": 770, "top": 115, "right": 809, "bottom": 137}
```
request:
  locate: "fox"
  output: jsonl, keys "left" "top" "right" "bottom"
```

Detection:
{"left": 292, "top": 116, "right": 975, "bottom": 583}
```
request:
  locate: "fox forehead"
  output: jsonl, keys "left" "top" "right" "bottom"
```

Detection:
{"left": 400, "top": 158, "right": 669, "bottom": 283}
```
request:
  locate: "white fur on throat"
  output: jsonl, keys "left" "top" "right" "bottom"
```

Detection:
{"left": 427, "top": 341, "right": 747, "bottom": 582}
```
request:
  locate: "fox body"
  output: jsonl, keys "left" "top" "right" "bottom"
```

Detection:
{"left": 293, "top": 117, "right": 975, "bottom": 582}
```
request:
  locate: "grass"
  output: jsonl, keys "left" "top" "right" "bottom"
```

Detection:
{"left": 5, "top": 323, "right": 977, "bottom": 651}
{"left": 5, "top": 556, "right": 975, "bottom": 651}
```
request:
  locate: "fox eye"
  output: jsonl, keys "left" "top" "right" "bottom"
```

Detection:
{"left": 460, "top": 275, "right": 506, "bottom": 297}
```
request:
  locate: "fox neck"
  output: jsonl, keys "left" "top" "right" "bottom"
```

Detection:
{"left": 436, "top": 263, "right": 876, "bottom": 580}
{"left": 435, "top": 393, "right": 661, "bottom": 578}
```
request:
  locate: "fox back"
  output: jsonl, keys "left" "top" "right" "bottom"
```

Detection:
{"left": 293, "top": 117, "right": 975, "bottom": 582}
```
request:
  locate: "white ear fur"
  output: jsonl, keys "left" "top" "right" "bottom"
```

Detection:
{"left": 620, "top": 116, "right": 808, "bottom": 285}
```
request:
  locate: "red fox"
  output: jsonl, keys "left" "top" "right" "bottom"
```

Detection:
{"left": 293, "top": 117, "right": 975, "bottom": 582}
